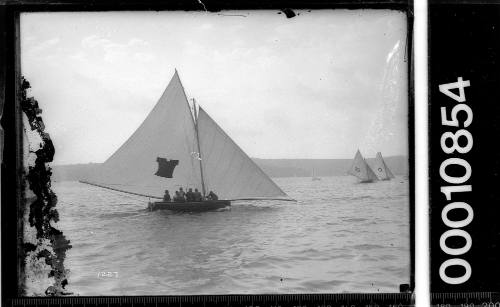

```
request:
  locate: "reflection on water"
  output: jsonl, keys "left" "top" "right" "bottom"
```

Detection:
{"left": 49, "top": 176, "right": 409, "bottom": 295}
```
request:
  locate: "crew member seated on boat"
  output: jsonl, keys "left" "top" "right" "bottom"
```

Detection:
{"left": 186, "top": 188, "right": 194, "bottom": 201}
{"left": 163, "top": 190, "right": 171, "bottom": 202}
{"left": 207, "top": 191, "right": 218, "bottom": 201}
{"left": 173, "top": 190, "right": 185, "bottom": 202}
{"left": 194, "top": 188, "right": 202, "bottom": 201}
{"left": 173, "top": 191, "right": 180, "bottom": 201}
{"left": 178, "top": 187, "right": 186, "bottom": 202}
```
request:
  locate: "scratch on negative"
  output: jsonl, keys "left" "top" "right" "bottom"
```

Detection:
{"left": 197, "top": 0, "right": 207, "bottom": 12}
{"left": 217, "top": 14, "right": 248, "bottom": 17}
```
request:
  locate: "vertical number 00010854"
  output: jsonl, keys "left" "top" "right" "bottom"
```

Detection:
{"left": 438, "top": 77, "right": 474, "bottom": 285}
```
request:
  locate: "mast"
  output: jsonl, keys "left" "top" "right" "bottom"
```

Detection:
{"left": 192, "top": 98, "right": 207, "bottom": 197}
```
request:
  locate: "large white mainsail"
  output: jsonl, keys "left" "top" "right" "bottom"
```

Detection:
{"left": 347, "top": 150, "right": 378, "bottom": 183}
{"left": 82, "top": 70, "right": 291, "bottom": 201}
{"left": 196, "top": 107, "right": 289, "bottom": 200}
{"left": 373, "top": 152, "right": 395, "bottom": 180}
{"left": 82, "top": 70, "right": 202, "bottom": 198}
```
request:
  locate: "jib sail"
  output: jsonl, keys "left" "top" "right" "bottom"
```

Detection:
{"left": 348, "top": 150, "right": 378, "bottom": 182}
{"left": 373, "top": 152, "right": 395, "bottom": 180}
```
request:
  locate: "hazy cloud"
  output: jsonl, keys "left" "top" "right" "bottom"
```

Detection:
{"left": 21, "top": 10, "right": 408, "bottom": 164}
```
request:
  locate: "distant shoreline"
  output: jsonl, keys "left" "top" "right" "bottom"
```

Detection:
{"left": 51, "top": 156, "right": 409, "bottom": 182}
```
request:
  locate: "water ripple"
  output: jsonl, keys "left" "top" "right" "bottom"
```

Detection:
{"left": 51, "top": 176, "right": 410, "bottom": 295}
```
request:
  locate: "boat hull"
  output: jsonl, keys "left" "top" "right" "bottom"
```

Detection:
{"left": 359, "top": 179, "right": 376, "bottom": 183}
{"left": 148, "top": 200, "right": 231, "bottom": 211}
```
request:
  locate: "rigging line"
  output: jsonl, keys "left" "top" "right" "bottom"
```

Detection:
{"left": 182, "top": 107, "right": 197, "bottom": 189}
{"left": 230, "top": 197, "right": 297, "bottom": 202}
{"left": 189, "top": 100, "right": 204, "bottom": 189}
{"left": 111, "top": 190, "right": 151, "bottom": 202}
{"left": 93, "top": 183, "right": 170, "bottom": 189}
{"left": 79, "top": 181, "right": 162, "bottom": 200}
{"left": 193, "top": 99, "right": 207, "bottom": 197}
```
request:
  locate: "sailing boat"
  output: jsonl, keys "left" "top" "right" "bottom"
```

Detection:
{"left": 373, "top": 152, "right": 395, "bottom": 180}
{"left": 311, "top": 169, "right": 321, "bottom": 181}
{"left": 347, "top": 150, "right": 378, "bottom": 183}
{"left": 80, "top": 70, "right": 292, "bottom": 211}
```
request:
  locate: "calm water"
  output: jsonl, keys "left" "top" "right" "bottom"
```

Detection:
{"left": 52, "top": 176, "right": 409, "bottom": 295}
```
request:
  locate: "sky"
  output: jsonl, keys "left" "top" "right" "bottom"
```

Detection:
{"left": 21, "top": 10, "right": 408, "bottom": 165}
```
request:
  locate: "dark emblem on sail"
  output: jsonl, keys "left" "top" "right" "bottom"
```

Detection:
{"left": 355, "top": 167, "right": 360, "bottom": 172}
{"left": 155, "top": 157, "right": 179, "bottom": 178}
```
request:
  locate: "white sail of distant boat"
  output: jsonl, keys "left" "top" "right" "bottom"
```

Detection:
{"left": 81, "top": 70, "right": 291, "bottom": 202}
{"left": 347, "top": 150, "right": 378, "bottom": 183}
{"left": 311, "top": 168, "right": 321, "bottom": 181}
{"left": 373, "top": 152, "right": 395, "bottom": 180}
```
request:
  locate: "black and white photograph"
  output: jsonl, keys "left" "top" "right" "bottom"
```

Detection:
{"left": 19, "top": 10, "right": 411, "bottom": 296}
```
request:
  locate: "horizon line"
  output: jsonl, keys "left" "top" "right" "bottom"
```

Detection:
{"left": 51, "top": 154, "right": 409, "bottom": 167}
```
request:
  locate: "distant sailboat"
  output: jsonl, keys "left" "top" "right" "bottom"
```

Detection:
{"left": 81, "top": 70, "right": 292, "bottom": 211}
{"left": 311, "top": 169, "right": 321, "bottom": 181}
{"left": 373, "top": 152, "right": 395, "bottom": 180}
{"left": 347, "top": 150, "right": 378, "bottom": 183}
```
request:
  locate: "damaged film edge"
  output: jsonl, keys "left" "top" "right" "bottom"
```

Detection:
{"left": 20, "top": 78, "right": 72, "bottom": 296}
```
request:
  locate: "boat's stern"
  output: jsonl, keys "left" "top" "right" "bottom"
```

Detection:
{"left": 147, "top": 202, "right": 156, "bottom": 211}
